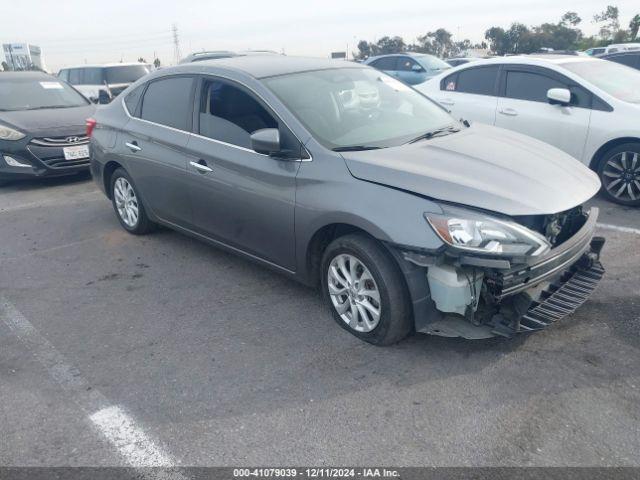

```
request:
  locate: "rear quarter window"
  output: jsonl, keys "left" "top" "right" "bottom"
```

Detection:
{"left": 441, "top": 66, "right": 499, "bottom": 96}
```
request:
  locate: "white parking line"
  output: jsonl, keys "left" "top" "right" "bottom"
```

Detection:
{"left": 90, "top": 406, "right": 174, "bottom": 467}
{"left": 0, "top": 296, "right": 185, "bottom": 474}
{"left": 597, "top": 222, "right": 640, "bottom": 235}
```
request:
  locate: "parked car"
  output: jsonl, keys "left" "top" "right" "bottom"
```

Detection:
{"left": 418, "top": 55, "right": 640, "bottom": 206}
{"left": 585, "top": 43, "right": 640, "bottom": 56}
{"left": 89, "top": 56, "right": 605, "bottom": 344}
{"left": 364, "top": 53, "right": 450, "bottom": 85}
{"left": 600, "top": 50, "right": 640, "bottom": 71}
{"left": 180, "top": 50, "right": 280, "bottom": 64}
{"left": 0, "top": 71, "right": 95, "bottom": 185}
{"left": 445, "top": 58, "right": 476, "bottom": 67}
{"left": 58, "top": 63, "right": 151, "bottom": 104}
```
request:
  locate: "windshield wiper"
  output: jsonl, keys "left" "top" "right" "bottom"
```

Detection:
{"left": 407, "top": 125, "right": 461, "bottom": 144}
{"left": 332, "top": 145, "right": 382, "bottom": 152}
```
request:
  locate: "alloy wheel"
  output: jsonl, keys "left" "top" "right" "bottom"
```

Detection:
{"left": 602, "top": 151, "right": 640, "bottom": 202}
{"left": 113, "top": 177, "right": 139, "bottom": 228}
{"left": 327, "top": 253, "right": 381, "bottom": 332}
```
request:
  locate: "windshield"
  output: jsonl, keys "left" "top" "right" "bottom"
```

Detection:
{"left": 105, "top": 65, "right": 150, "bottom": 84}
{"left": 417, "top": 55, "right": 451, "bottom": 71}
{"left": 263, "top": 67, "right": 456, "bottom": 149}
{"left": 0, "top": 77, "right": 89, "bottom": 111}
{"left": 561, "top": 60, "right": 640, "bottom": 103}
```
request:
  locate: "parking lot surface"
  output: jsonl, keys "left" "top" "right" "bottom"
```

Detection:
{"left": 1, "top": 176, "right": 639, "bottom": 466}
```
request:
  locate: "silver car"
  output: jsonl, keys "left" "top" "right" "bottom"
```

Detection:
{"left": 88, "top": 56, "right": 605, "bottom": 344}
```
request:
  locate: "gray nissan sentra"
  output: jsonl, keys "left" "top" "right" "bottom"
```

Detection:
{"left": 89, "top": 56, "right": 605, "bottom": 345}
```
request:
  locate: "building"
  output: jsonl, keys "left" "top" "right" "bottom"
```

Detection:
{"left": 2, "top": 43, "right": 46, "bottom": 71}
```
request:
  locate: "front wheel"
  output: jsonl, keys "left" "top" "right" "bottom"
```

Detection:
{"left": 321, "top": 234, "right": 412, "bottom": 346}
{"left": 110, "top": 168, "right": 155, "bottom": 234}
{"left": 597, "top": 143, "right": 640, "bottom": 206}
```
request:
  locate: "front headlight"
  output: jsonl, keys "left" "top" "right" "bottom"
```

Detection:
{"left": 425, "top": 205, "right": 550, "bottom": 257}
{"left": 0, "top": 125, "right": 26, "bottom": 141}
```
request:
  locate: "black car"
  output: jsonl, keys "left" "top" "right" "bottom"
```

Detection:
{"left": 600, "top": 51, "right": 640, "bottom": 71}
{"left": 0, "top": 71, "right": 95, "bottom": 185}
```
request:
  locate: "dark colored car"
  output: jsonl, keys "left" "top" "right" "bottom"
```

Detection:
{"left": 0, "top": 71, "right": 95, "bottom": 185}
{"left": 445, "top": 58, "right": 476, "bottom": 67}
{"left": 600, "top": 51, "right": 640, "bottom": 71}
{"left": 89, "top": 56, "right": 604, "bottom": 345}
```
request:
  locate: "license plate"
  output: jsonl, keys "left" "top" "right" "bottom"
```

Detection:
{"left": 63, "top": 144, "right": 89, "bottom": 161}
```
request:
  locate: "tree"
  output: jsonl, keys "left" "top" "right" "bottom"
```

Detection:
{"left": 415, "top": 29, "right": 456, "bottom": 58}
{"left": 629, "top": 14, "right": 640, "bottom": 39}
{"left": 153, "top": 58, "right": 161, "bottom": 68}
{"left": 355, "top": 36, "right": 406, "bottom": 59}
{"left": 355, "top": 40, "right": 373, "bottom": 60}
{"left": 485, "top": 26, "right": 509, "bottom": 55}
{"left": 375, "top": 36, "right": 406, "bottom": 55}
{"left": 560, "top": 11, "right": 582, "bottom": 27}
{"left": 593, "top": 5, "right": 620, "bottom": 39}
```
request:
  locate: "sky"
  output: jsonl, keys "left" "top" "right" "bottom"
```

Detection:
{"left": 1, "top": 0, "right": 639, "bottom": 72}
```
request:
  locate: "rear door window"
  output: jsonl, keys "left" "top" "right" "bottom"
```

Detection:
{"left": 455, "top": 66, "right": 499, "bottom": 95}
{"left": 68, "top": 69, "right": 83, "bottom": 85}
{"left": 82, "top": 68, "right": 103, "bottom": 85}
{"left": 397, "top": 57, "right": 423, "bottom": 72}
{"left": 370, "top": 57, "right": 398, "bottom": 71}
{"left": 140, "top": 76, "right": 194, "bottom": 131}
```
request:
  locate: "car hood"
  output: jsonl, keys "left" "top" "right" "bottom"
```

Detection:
{"left": 0, "top": 104, "right": 95, "bottom": 136}
{"left": 340, "top": 123, "right": 600, "bottom": 216}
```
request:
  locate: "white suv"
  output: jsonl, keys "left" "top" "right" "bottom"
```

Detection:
{"left": 417, "top": 55, "right": 640, "bottom": 206}
{"left": 58, "top": 63, "right": 151, "bottom": 104}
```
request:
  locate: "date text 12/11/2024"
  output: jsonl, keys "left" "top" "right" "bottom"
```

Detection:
{"left": 233, "top": 468, "right": 400, "bottom": 478}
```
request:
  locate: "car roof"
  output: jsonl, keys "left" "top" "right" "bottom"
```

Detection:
{"left": 446, "top": 54, "right": 602, "bottom": 69}
{"left": 59, "top": 62, "right": 149, "bottom": 70}
{"left": 603, "top": 50, "right": 640, "bottom": 57}
{"left": 167, "top": 55, "right": 364, "bottom": 79}
{"left": 0, "top": 71, "right": 56, "bottom": 81}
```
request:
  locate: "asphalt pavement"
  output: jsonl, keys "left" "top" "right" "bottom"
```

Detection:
{"left": 1, "top": 176, "right": 639, "bottom": 467}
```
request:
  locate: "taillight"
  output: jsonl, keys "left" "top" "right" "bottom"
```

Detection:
{"left": 86, "top": 118, "right": 97, "bottom": 137}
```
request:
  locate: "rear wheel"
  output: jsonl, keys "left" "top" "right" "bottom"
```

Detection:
{"left": 321, "top": 234, "right": 412, "bottom": 346}
{"left": 110, "top": 168, "right": 155, "bottom": 234}
{"left": 597, "top": 143, "right": 640, "bottom": 206}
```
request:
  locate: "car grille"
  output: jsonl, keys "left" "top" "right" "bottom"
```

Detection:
{"left": 27, "top": 135, "right": 90, "bottom": 170}
{"left": 519, "top": 259, "right": 605, "bottom": 331}
{"left": 30, "top": 136, "right": 89, "bottom": 147}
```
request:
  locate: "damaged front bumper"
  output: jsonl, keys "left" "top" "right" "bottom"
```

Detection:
{"left": 396, "top": 207, "right": 605, "bottom": 339}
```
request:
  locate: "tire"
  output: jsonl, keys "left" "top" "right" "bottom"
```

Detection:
{"left": 321, "top": 233, "right": 412, "bottom": 346}
{"left": 596, "top": 143, "right": 640, "bottom": 207}
{"left": 110, "top": 168, "right": 155, "bottom": 234}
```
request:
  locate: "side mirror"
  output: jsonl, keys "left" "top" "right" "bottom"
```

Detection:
{"left": 547, "top": 88, "right": 571, "bottom": 106}
{"left": 411, "top": 64, "right": 425, "bottom": 72}
{"left": 250, "top": 128, "right": 280, "bottom": 155}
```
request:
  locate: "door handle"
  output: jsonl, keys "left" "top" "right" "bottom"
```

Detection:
{"left": 190, "top": 160, "right": 213, "bottom": 173}
{"left": 125, "top": 141, "right": 141, "bottom": 152}
{"left": 440, "top": 99, "right": 455, "bottom": 106}
{"left": 498, "top": 108, "right": 518, "bottom": 116}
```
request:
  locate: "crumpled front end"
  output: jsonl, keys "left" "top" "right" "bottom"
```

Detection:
{"left": 396, "top": 206, "right": 605, "bottom": 339}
